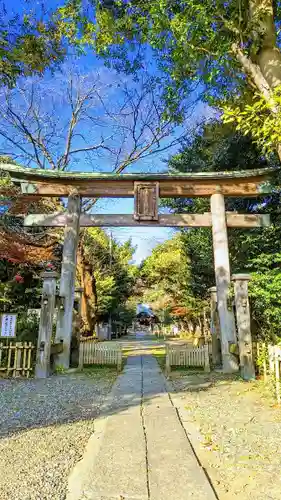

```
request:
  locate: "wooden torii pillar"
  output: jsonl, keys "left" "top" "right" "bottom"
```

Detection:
{"left": 0, "top": 163, "right": 275, "bottom": 373}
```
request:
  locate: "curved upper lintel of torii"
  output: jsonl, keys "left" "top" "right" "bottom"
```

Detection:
{"left": 0, "top": 163, "right": 279, "bottom": 198}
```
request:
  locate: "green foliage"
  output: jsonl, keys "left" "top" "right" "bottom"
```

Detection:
{"left": 54, "top": 0, "right": 281, "bottom": 153}
{"left": 54, "top": 364, "right": 67, "bottom": 374}
{"left": 163, "top": 119, "right": 281, "bottom": 340}
{"left": 223, "top": 87, "right": 281, "bottom": 154}
{"left": 0, "top": 7, "right": 65, "bottom": 87}
{"left": 16, "top": 313, "right": 39, "bottom": 344}
{"left": 141, "top": 234, "right": 190, "bottom": 301}
{"left": 249, "top": 266, "right": 281, "bottom": 342}
{"left": 112, "top": 297, "right": 137, "bottom": 327}
{"left": 81, "top": 228, "right": 137, "bottom": 322}
{"left": 140, "top": 233, "right": 207, "bottom": 325}
{"left": 55, "top": 0, "right": 281, "bottom": 116}
{"left": 0, "top": 260, "right": 41, "bottom": 313}
{"left": 180, "top": 228, "right": 214, "bottom": 299}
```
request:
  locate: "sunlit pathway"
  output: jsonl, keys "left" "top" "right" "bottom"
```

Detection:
{"left": 67, "top": 336, "right": 216, "bottom": 500}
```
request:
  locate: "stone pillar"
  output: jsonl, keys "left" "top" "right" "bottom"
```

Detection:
{"left": 209, "top": 286, "right": 221, "bottom": 366}
{"left": 232, "top": 274, "right": 255, "bottom": 380}
{"left": 54, "top": 192, "right": 81, "bottom": 369}
{"left": 211, "top": 192, "right": 239, "bottom": 373}
{"left": 35, "top": 271, "right": 58, "bottom": 378}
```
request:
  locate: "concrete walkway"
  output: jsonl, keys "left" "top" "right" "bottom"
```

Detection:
{"left": 67, "top": 351, "right": 217, "bottom": 500}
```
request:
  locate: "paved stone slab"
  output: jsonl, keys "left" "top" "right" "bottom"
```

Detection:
{"left": 67, "top": 338, "right": 217, "bottom": 500}
{"left": 82, "top": 412, "right": 148, "bottom": 499}
{"left": 142, "top": 357, "right": 216, "bottom": 500}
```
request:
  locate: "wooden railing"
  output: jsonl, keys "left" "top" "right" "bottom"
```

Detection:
{"left": 0, "top": 341, "right": 35, "bottom": 378}
{"left": 166, "top": 344, "right": 210, "bottom": 374}
{"left": 79, "top": 338, "right": 122, "bottom": 371}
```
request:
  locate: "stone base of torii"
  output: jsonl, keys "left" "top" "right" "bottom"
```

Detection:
{"left": 209, "top": 274, "right": 255, "bottom": 380}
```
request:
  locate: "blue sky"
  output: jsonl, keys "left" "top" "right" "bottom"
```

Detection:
{"left": 3, "top": 0, "right": 214, "bottom": 264}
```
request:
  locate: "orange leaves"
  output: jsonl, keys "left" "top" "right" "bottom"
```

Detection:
{"left": 0, "top": 231, "right": 56, "bottom": 264}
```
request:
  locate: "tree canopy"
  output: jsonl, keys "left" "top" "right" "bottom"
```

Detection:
{"left": 139, "top": 234, "right": 208, "bottom": 328}
{"left": 0, "top": 4, "right": 65, "bottom": 86}
{"left": 55, "top": 0, "right": 281, "bottom": 158}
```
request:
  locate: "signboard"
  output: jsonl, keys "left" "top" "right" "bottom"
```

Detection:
{"left": 134, "top": 182, "right": 159, "bottom": 221}
{"left": 0, "top": 314, "right": 17, "bottom": 338}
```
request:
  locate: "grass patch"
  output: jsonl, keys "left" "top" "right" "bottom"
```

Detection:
{"left": 171, "top": 365, "right": 205, "bottom": 373}
{"left": 79, "top": 364, "right": 119, "bottom": 380}
{"left": 150, "top": 347, "right": 166, "bottom": 370}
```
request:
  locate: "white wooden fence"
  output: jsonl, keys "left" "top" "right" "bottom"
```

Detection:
{"left": 166, "top": 344, "right": 210, "bottom": 374}
{"left": 253, "top": 342, "right": 281, "bottom": 404}
{"left": 268, "top": 344, "right": 281, "bottom": 403}
{"left": 79, "top": 338, "right": 122, "bottom": 370}
{"left": 0, "top": 341, "right": 35, "bottom": 378}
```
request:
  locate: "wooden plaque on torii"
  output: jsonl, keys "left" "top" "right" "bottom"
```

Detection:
{"left": 134, "top": 182, "right": 159, "bottom": 221}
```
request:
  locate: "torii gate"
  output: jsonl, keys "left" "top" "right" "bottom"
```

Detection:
{"left": 1, "top": 163, "right": 276, "bottom": 374}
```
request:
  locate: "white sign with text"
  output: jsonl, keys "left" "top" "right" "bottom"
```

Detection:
{"left": 1, "top": 314, "right": 17, "bottom": 337}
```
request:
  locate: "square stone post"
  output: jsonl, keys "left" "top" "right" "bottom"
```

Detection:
{"left": 35, "top": 271, "right": 58, "bottom": 378}
{"left": 208, "top": 286, "right": 222, "bottom": 366}
{"left": 231, "top": 274, "right": 255, "bottom": 380}
{"left": 54, "top": 192, "right": 81, "bottom": 369}
{"left": 211, "top": 192, "right": 239, "bottom": 373}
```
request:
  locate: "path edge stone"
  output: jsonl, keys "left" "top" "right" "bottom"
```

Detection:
{"left": 65, "top": 372, "right": 123, "bottom": 500}
{"left": 66, "top": 414, "right": 109, "bottom": 500}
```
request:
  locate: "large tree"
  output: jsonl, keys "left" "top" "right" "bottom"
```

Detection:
{"left": 56, "top": 0, "right": 281, "bottom": 159}
{"left": 77, "top": 228, "right": 137, "bottom": 333}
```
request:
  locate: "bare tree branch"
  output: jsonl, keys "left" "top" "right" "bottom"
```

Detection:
{"left": 0, "top": 67, "right": 193, "bottom": 198}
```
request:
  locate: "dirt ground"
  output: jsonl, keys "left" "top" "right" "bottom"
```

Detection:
{"left": 170, "top": 372, "right": 281, "bottom": 500}
{"left": 0, "top": 367, "right": 118, "bottom": 500}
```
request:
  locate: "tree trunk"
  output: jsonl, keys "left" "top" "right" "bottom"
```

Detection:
{"left": 81, "top": 263, "right": 96, "bottom": 335}
{"left": 258, "top": 47, "right": 281, "bottom": 89}
{"left": 233, "top": 0, "right": 281, "bottom": 162}
{"left": 76, "top": 245, "right": 97, "bottom": 335}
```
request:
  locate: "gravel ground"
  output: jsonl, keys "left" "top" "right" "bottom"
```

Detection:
{"left": 171, "top": 372, "right": 281, "bottom": 500}
{"left": 0, "top": 368, "right": 118, "bottom": 500}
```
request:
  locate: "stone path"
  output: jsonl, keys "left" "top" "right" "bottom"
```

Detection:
{"left": 67, "top": 349, "right": 216, "bottom": 500}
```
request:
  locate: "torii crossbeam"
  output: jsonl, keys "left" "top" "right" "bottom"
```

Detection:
{"left": 1, "top": 163, "right": 278, "bottom": 374}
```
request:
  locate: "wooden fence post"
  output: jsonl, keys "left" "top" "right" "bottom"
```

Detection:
{"left": 275, "top": 347, "right": 281, "bottom": 404}
{"left": 117, "top": 351, "right": 122, "bottom": 372}
{"left": 268, "top": 345, "right": 275, "bottom": 373}
{"left": 262, "top": 342, "right": 267, "bottom": 381}
{"left": 165, "top": 345, "right": 171, "bottom": 375}
{"left": 15, "top": 342, "right": 22, "bottom": 377}
{"left": 35, "top": 271, "right": 58, "bottom": 379}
